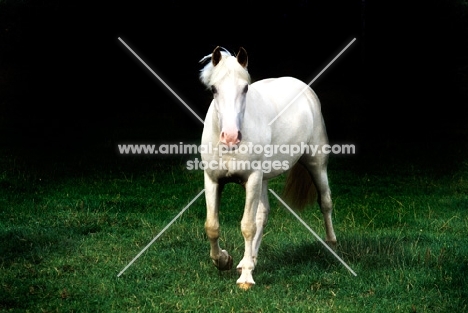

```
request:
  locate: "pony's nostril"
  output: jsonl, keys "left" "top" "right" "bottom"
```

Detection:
{"left": 220, "top": 130, "right": 240, "bottom": 146}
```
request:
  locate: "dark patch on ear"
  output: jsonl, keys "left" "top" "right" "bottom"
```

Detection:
{"left": 237, "top": 47, "right": 248, "bottom": 68}
{"left": 212, "top": 46, "right": 222, "bottom": 66}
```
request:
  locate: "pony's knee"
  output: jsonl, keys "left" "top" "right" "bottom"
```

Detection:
{"left": 205, "top": 221, "right": 219, "bottom": 240}
{"left": 241, "top": 222, "right": 257, "bottom": 240}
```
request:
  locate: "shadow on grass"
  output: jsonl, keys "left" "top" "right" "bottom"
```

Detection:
{"left": 261, "top": 241, "right": 343, "bottom": 275}
{"left": 258, "top": 233, "right": 468, "bottom": 288}
{"left": 0, "top": 222, "right": 105, "bottom": 270}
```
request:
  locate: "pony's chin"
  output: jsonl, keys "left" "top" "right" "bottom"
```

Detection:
{"left": 221, "top": 142, "right": 240, "bottom": 150}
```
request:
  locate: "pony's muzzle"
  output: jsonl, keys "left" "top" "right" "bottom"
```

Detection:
{"left": 220, "top": 130, "right": 242, "bottom": 146}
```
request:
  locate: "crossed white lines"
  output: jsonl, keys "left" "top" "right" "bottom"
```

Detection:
{"left": 116, "top": 37, "right": 357, "bottom": 277}
{"left": 268, "top": 38, "right": 356, "bottom": 125}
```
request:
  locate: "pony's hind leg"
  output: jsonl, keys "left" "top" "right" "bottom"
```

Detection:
{"left": 301, "top": 154, "right": 337, "bottom": 247}
{"left": 204, "top": 173, "right": 233, "bottom": 271}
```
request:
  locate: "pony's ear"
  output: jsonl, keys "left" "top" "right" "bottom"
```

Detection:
{"left": 212, "top": 46, "right": 222, "bottom": 66}
{"left": 237, "top": 47, "right": 248, "bottom": 68}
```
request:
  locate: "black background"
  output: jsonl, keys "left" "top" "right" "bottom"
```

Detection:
{"left": 1, "top": 0, "right": 467, "bottom": 166}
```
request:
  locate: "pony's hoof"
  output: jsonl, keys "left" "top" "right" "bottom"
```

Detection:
{"left": 222, "top": 255, "right": 233, "bottom": 271}
{"left": 214, "top": 254, "right": 233, "bottom": 271}
{"left": 237, "top": 283, "right": 253, "bottom": 290}
{"left": 326, "top": 240, "right": 337, "bottom": 251}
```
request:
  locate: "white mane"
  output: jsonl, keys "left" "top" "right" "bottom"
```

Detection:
{"left": 199, "top": 48, "right": 251, "bottom": 88}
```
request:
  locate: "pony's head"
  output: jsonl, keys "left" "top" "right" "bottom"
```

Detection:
{"left": 200, "top": 46, "right": 250, "bottom": 147}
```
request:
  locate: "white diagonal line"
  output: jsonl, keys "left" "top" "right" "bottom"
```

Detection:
{"left": 117, "top": 189, "right": 205, "bottom": 277}
{"left": 269, "top": 189, "right": 357, "bottom": 276}
{"left": 118, "top": 37, "right": 205, "bottom": 125}
{"left": 268, "top": 38, "right": 356, "bottom": 125}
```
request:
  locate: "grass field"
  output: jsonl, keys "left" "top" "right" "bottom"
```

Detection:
{"left": 1, "top": 143, "right": 467, "bottom": 312}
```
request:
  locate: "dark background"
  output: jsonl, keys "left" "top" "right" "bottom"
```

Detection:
{"left": 1, "top": 0, "right": 467, "bottom": 168}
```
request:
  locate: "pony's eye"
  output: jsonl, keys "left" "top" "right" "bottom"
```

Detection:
{"left": 211, "top": 86, "right": 217, "bottom": 94}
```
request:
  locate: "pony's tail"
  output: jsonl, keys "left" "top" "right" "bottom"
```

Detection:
{"left": 282, "top": 162, "right": 317, "bottom": 211}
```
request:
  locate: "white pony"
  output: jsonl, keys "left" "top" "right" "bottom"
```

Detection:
{"left": 200, "top": 46, "right": 336, "bottom": 289}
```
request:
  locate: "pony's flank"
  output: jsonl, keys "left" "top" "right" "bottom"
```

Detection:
{"left": 199, "top": 49, "right": 251, "bottom": 88}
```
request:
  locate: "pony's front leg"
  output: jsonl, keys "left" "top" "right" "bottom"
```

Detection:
{"left": 236, "top": 171, "right": 262, "bottom": 290}
{"left": 204, "top": 172, "right": 233, "bottom": 271}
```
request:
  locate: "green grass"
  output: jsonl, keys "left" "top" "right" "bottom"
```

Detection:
{"left": 1, "top": 147, "right": 467, "bottom": 312}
